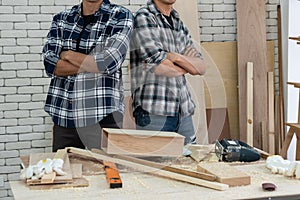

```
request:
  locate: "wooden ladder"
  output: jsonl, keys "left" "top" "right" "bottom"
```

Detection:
{"left": 280, "top": 82, "right": 300, "bottom": 160}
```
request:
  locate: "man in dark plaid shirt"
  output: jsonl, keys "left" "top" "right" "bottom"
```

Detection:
{"left": 130, "top": 0, "right": 206, "bottom": 145}
{"left": 43, "top": 0, "right": 133, "bottom": 152}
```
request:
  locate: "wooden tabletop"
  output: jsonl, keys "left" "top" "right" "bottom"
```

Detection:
{"left": 10, "top": 157, "right": 300, "bottom": 200}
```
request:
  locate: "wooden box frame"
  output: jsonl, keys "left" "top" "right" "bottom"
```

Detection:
{"left": 101, "top": 128, "right": 184, "bottom": 157}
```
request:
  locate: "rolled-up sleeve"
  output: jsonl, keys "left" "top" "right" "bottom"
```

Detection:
{"left": 131, "top": 13, "right": 167, "bottom": 71}
{"left": 94, "top": 10, "right": 133, "bottom": 75}
{"left": 182, "top": 24, "right": 203, "bottom": 59}
{"left": 43, "top": 14, "right": 63, "bottom": 77}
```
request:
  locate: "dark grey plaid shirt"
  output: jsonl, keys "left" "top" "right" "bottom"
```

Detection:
{"left": 130, "top": 0, "right": 202, "bottom": 117}
{"left": 43, "top": 0, "right": 133, "bottom": 128}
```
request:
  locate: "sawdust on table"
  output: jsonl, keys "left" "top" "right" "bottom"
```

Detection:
{"left": 69, "top": 154, "right": 104, "bottom": 175}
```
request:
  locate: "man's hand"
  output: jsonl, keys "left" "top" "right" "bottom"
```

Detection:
{"left": 59, "top": 50, "right": 69, "bottom": 61}
{"left": 53, "top": 50, "right": 86, "bottom": 76}
{"left": 184, "top": 46, "right": 199, "bottom": 57}
{"left": 59, "top": 50, "right": 99, "bottom": 73}
{"left": 166, "top": 48, "right": 206, "bottom": 75}
{"left": 166, "top": 52, "right": 181, "bottom": 64}
{"left": 154, "top": 58, "right": 187, "bottom": 77}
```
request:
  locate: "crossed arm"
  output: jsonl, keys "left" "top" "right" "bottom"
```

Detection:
{"left": 44, "top": 11, "right": 133, "bottom": 78}
{"left": 154, "top": 47, "right": 206, "bottom": 77}
{"left": 54, "top": 51, "right": 99, "bottom": 76}
{"left": 58, "top": 46, "right": 206, "bottom": 78}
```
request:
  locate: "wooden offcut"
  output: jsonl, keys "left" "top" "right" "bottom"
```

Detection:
{"left": 268, "top": 72, "right": 275, "bottom": 154}
{"left": 236, "top": 0, "right": 268, "bottom": 148}
{"left": 277, "top": 5, "right": 285, "bottom": 150}
{"left": 101, "top": 128, "right": 184, "bottom": 156}
{"left": 197, "top": 162, "right": 251, "bottom": 187}
{"left": 247, "top": 62, "right": 254, "bottom": 146}
{"left": 40, "top": 172, "right": 56, "bottom": 184}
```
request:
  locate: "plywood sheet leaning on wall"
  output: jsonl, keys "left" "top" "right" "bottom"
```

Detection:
{"left": 201, "top": 41, "right": 275, "bottom": 140}
{"left": 174, "top": 0, "right": 208, "bottom": 144}
{"left": 237, "top": 0, "right": 268, "bottom": 148}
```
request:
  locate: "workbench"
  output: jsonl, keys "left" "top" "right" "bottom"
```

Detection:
{"left": 10, "top": 155, "right": 300, "bottom": 200}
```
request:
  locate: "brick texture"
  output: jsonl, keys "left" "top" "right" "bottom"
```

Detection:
{"left": 0, "top": 0, "right": 279, "bottom": 199}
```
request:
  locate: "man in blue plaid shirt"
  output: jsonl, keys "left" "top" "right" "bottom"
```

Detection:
{"left": 130, "top": 0, "right": 206, "bottom": 145}
{"left": 43, "top": 0, "right": 133, "bottom": 152}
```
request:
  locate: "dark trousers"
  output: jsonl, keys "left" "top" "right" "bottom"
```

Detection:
{"left": 52, "top": 112, "right": 123, "bottom": 152}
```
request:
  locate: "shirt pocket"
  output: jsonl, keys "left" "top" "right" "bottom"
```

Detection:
{"left": 62, "top": 32, "right": 79, "bottom": 51}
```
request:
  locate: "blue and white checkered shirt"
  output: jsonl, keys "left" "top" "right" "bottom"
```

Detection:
{"left": 43, "top": 0, "right": 133, "bottom": 128}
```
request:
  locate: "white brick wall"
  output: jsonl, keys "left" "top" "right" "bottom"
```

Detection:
{"left": 0, "top": 0, "right": 279, "bottom": 199}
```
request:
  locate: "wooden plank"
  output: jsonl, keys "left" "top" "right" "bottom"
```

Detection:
{"left": 236, "top": 0, "right": 268, "bottom": 148}
{"left": 274, "top": 95, "right": 281, "bottom": 154}
{"left": 40, "top": 172, "right": 56, "bottom": 184}
{"left": 197, "top": 162, "right": 251, "bottom": 187}
{"left": 54, "top": 149, "right": 67, "bottom": 159}
{"left": 67, "top": 147, "right": 229, "bottom": 191}
{"left": 280, "top": 127, "right": 295, "bottom": 159}
{"left": 268, "top": 72, "right": 275, "bottom": 154}
{"left": 174, "top": 0, "right": 209, "bottom": 144}
{"left": 101, "top": 128, "right": 184, "bottom": 156}
{"left": 253, "top": 147, "right": 270, "bottom": 159}
{"left": 277, "top": 5, "right": 285, "bottom": 149}
{"left": 206, "top": 108, "right": 230, "bottom": 143}
{"left": 123, "top": 96, "right": 136, "bottom": 129}
{"left": 70, "top": 163, "right": 82, "bottom": 179}
{"left": 187, "top": 144, "right": 216, "bottom": 162}
{"left": 296, "top": 132, "right": 300, "bottom": 160}
{"left": 261, "top": 121, "right": 268, "bottom": 151}
{"left": 247, "top": 62, "right": 254, "bottom": 146}
{"left": 27, "top": 153, "right": 73, "bottom": 185}
{"left": 201, "top": 41, "right": 275, "bottom": 140}
{"left": 29, "top": 178, "right": 89, "bottom": 190}
{"left": 92, "top": 148, "right": 217, "bottom": 182}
